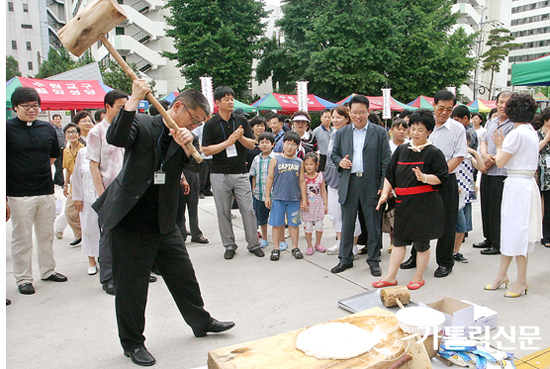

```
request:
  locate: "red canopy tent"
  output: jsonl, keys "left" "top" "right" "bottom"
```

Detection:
{"left": 6, "top": 77, "right": 113, "bottom": 110}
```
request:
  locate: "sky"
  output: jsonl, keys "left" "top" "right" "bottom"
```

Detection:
{"left": 265, "top": 0, "right": 281, "bottom": 5}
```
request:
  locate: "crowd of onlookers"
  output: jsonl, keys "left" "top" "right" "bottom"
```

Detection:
{"left": 6, "top": 84, "right": 550, "bottom": 305}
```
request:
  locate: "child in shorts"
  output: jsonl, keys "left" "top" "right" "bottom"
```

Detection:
{"left": 302, "top": 152, "right": 328, "bottom": 255}
{"left": 249, "top": 132, "right": 275, "bottom": 249}
{"left": 265, "top": 131, "right": 308, "bottom": 261}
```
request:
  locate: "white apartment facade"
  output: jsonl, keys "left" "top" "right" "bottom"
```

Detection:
{"left": 65, "top": 0, "right": 184, "bottom": 96}
{"left": 6, "top": 0, "right": 66, "bottom": 77}
{"left": 507, "top": 0, "right": 550, "bottom": 91}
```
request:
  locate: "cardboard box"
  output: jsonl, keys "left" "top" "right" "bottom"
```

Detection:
{"left": 420, "top": 295, "right": 475, "bottom": 332}
{"left": 461, "top": 300, "right": 498, "bottom": 330}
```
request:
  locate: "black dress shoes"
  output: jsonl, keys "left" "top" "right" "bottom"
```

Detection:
{"left": 434, "top": 266, "right": 452, "bottom": 278}
{"left": 330, "top": 262, "right": 353, "bottom": 274}
{"left": 224, "top": 249, "right": 236, "bottom": 259}
{"left": 41, "top": 272, "right": 68, "bottom": 282}
{"left": 481, "top": 246, "right": 501, "bottom": 255}
{"left": 369, "top": 265, "right": 382, "bottom": 276}
{"left": 400, "top": 257, "right": 416, "bottom": 269}
{"left": 103, "top": 283, "right": 116, "bottom": 296}
{"left": 191, "top": 236, "right": 209, "bottom": 244}
{"left": 69, "top": 238, "right": 82, "bottom": 246}
{"left": 124, "top": 346, "right": 156, "bottom": 366}
{"left": 194, "top": 318, "right": 236, "bottom": 337}
{"left": 249, "top": 248, "right": 265, "bottom": 257}
{"left": 18, "top": 282, "right": 35, "bottom": 295}
{"left": 473, "top": 239, "right": 490, "bottom": 248}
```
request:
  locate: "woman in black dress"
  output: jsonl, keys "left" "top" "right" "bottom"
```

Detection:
{"left": 374, "top": 109, "right": 449, "bottom": 290}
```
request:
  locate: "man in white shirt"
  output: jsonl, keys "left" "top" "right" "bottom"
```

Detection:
{"left": 87, "top": 90, "right": 127, "bottom": 295}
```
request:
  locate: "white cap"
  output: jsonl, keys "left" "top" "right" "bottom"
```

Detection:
{"left": 292, "top": 115, "right": 310, "bottom": 122}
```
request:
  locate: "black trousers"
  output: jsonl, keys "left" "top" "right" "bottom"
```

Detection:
{"left": 411, "top": 174, "right": 458, "bottom": 268}
{"left": 199, "top": 159, "right": 212, "bottom": 194}
{"left": 480, "top": 174, "right": 506, "bottom": 250}
{"left": 339, "top": 176, "right": 382, "bottom": 267}
{"left": 541, "top": 190, "right": 550, "bottom": 242}
{"left": 182, "top": 168, "right": 203, "bottom": 239}
{"left": 111, "top": 225, "right": 211, "bottom": 350}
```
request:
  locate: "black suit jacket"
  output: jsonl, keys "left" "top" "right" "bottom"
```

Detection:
{"left": 330, "top": 123, "right": 391, "bottom": 206}
{"left": 92, "top": 109, "right": 201, "bottom": 234}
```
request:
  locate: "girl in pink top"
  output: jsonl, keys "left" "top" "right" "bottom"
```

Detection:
{"left": 302, "top": 152, "right": 328, "bottom": 255}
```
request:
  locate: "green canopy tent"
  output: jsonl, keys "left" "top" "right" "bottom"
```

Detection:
{"left": 511, "top": 54, "right": 550, "bottom": 86}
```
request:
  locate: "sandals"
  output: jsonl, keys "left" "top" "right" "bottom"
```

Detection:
{"left": 372, "top": 280, "right": 398, "bottom": 288}
{"left": 291, "top": 248, "right": 304, "bottom": 259}
{"left": 358, "top": 247, "right": 369, "bottom": 255}
{"left": 407, "top": 280, "right": 425, "bottom": 290}
{"left": 270, "top": 249, "right": 280, "bottom": 261}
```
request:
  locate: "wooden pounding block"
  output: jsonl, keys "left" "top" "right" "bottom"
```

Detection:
{"left": 58, "top": 0, "right": 127, "bottom": 57}
{"left": 208, "top": 307, "right": 432, "bottom": 369}
{"left": 380, "top": 286, "right": 411, "bottom": 308}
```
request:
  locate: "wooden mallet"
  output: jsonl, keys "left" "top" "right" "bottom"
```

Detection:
{"left": 57, "top": 0, "right": 203, "bottom": 163}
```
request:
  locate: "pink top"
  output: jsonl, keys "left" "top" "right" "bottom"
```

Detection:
{"left": 303, "top": 171, "right": 325, "bottom": 222}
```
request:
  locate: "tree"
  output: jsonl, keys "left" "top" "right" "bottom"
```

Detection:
{"left": 257, "top": 0, "right": 477, "bottom": 102}
{"left": 35, "top": 47, "right": 76, "bottom": 79}
{"left": 481, "top": 28, "right": 521, "bottom": 98}
{"left": 100, "top": 59, "right": 138, "bottom": 95}
{"left": 163, "top": 0, "right": 268, "bottom": 98}
{"left": 7, "top": 55, "right": 22, "bottom": 80}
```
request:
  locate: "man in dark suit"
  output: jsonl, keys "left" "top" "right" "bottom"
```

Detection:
{"left": 330, "top": 95, "right": 391, "bottom": 276}
{"left": 93, "top": 80, "right": 234, "bottom": 366}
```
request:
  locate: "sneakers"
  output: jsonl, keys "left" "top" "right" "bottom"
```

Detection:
{"left": 292, "top": 248, "right": 304, "bottom": 259}
{"left": 270, "top": 249, "right": 280, "bottom": 261}
{"left": 279, "top": 241, "right": 288, "bottom": 251}
{"left": 327, "top": 240, "right": 340, "bottom": 255}
{"left": 453, "top": 252, "right": 468, "bottom": 263}
{"left": 306, "top": 247, "right": 314, "bottom": 255}
{"left": 314, "top": 244, "right": 326, "bottom": 253}
{"left": 352, "top": 245, "right": 359, "bottom": 260}
{"left": 260, "top": 239, "right": 269, "bottom": 249}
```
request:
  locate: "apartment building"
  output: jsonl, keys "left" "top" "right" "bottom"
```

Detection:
{"left": 6, "top": 0, "right": 66, "bottom": 77}
{"left": 507, "top": 0, "right": 550, "bottom": 90}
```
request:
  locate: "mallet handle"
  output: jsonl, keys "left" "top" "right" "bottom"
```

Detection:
{"left": 99, "top": 35, "right": 203, "bottom": 163}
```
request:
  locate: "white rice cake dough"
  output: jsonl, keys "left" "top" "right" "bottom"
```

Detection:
{"left": 295, "top": 322, "right": 380, "bottom": 360}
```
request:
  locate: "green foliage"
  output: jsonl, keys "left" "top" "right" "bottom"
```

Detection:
{"left": 481, "top": 28, "right": 521, "bottom": 96}
{"left": 35, "top": 47, "right": 76, "bottom": 79}
{"left": 6, "top": 55, "right": 22, "bottom": 80}
{"left": 257, "top": 0, "right": 477, "bottom": 102}
{"left": 100, "top": 59, "right": 138, "bottom": 95}
{"left": 34, "top": 47, "right": 96, "bottom": 79}
{"left": 163, "top": 0, "right": 268, "bottom": 99}
{"left": 100, "top": 59, "right": 156, "bottom": 96}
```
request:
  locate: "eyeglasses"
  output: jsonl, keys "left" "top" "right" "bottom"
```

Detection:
{"left": 350, "top": 111, "right": 368, "bottom": 116}
{"left": 182, "top": 102, "right": 205, "bottom": 126}
{"left": 284, "top": 142, "right": 298, "bottom": 148}
{"left": 65, "top": 130, "right": 79, "bottom": 135}
{"left": 436, "top": 106, "right": 454, "bottom": 112}
{"left": 19, "top": 104, "right": 40, "bottom": 111}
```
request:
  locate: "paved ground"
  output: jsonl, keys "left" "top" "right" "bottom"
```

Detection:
{"left": 5, "top": 187, "right": 550, "bottom": 368}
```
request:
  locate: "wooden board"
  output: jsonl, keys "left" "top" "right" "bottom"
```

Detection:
{"left": 208, "top": 307, "right": 432, "bottom": 369}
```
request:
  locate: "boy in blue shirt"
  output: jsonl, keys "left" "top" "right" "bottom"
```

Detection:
{"left": 265, "top": 131, "right": 307, "bottom": 261}
{"left": 249, "top": 132, "right": 275, "bottom": 249}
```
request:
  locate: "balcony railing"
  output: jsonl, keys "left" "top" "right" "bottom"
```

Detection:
{"left": 132, "top": 31, "right": 151, "bottom": 44}
{"left": 130, "top": 0, "right": 150, "bottom": 13}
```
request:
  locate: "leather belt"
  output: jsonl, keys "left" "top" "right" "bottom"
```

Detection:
{"left": 352, "top": 172, "right": 363, "bottom": 177}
